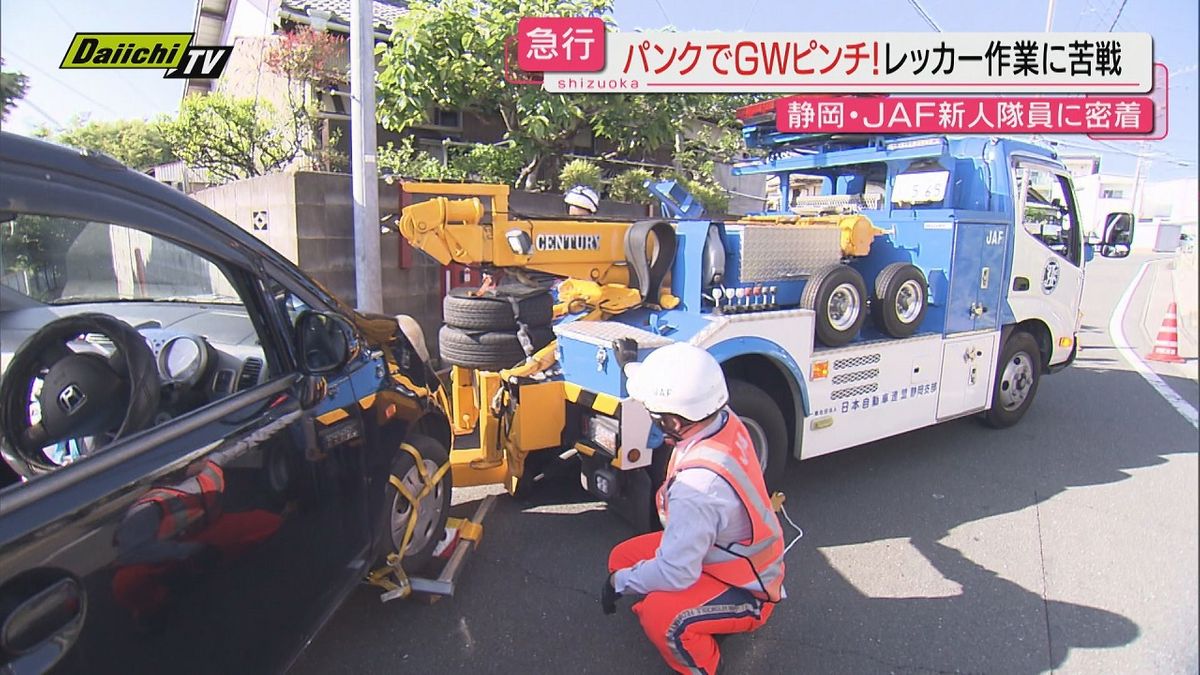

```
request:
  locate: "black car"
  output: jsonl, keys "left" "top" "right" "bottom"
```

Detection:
{"left": 0, "top": 133, "right": 453, "bottom": 673}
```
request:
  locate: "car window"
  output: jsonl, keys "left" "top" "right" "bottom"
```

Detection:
{"left": 1, "top": 216, "right": 239, "bottom": 305}
{"left": 1014, "top": 164, "right": 1081, "bottom": 265}
{"left": 0, "top": 211, "right": 286, "bottom": 479}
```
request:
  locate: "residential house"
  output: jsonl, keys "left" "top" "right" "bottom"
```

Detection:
{"left": 185, "top": 0, "right": 508, "bottom": 174}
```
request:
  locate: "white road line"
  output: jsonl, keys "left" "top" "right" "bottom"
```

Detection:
{"left": 1109, "top": 260, "right": 1199, "bottom": 430}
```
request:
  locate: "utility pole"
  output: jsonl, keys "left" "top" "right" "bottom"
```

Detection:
{"left": 350, "top": 0, "right": 382, "bottom": 313}
{"left": 1130, "top": 142, "right": 1151, "bottom": 220}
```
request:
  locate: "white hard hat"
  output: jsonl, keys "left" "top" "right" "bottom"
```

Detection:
{"left": 564, "top": 185, "right": 600, "bottom": 213}
{"left": 624, "top": 342, "right": 728, "bottom": 422}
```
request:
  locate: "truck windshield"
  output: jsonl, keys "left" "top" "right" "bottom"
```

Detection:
{"left": 0, "top": 215, "right": 240, "bottom": 305}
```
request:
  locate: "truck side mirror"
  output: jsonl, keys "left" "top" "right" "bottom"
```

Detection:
{"left": 1099, "top": 212, "right": 1134, "bottom": 259}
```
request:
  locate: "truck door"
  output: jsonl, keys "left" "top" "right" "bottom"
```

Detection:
{"left": 1007, "top": 161, "right": 1085, "bottom": 365}
{"left": 946, "top": 223, "right": 1009, "bottom": 333}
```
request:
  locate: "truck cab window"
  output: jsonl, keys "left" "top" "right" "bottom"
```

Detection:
{"left": 1016, "top": 165, "right": 1081, "bottom": 266}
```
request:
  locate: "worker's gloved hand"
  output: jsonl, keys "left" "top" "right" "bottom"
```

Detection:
{"left": 601, "top": 573, "right": 622, "bottom": 615}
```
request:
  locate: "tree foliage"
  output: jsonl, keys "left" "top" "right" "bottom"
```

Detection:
{"left": 450, "top": 142, "right": 526, "bottom": 184}
{"left": 264, "top": 27, "right": 347, "bottom": 84}
{"left": 1, "top": 58, "right": 30, "bottom": 122}
{"left": 265, "top": 28, "right": 348, "bottom": 171}
{"left": 375, "top": 0, "right": 749, "bottom": 190}
{"left": 607, "top": 168, "right": 656, "bottom": 205}
{"left": 160, "top": 93, "right": 302, "bottom": 181}
{"left": 559, "top": 158, "right": 602, "bottom": 191}
{"left": 377, "top": 136, "right": 463, "bottom": 180}
{"left": 45, "top": 116, "right": 175, "bottom": 171}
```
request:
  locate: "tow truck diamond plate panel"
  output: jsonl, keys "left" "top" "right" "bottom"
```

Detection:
{"left": 554, "top": 321, "right": 674, "bottom": 348}
{"left": 738, "top": 225, "right": 842, "bottom": 283}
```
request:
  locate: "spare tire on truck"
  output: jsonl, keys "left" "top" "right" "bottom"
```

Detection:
{"left": 442, "top": 287, "right": 554, "bottom": 331}
{"left": 439, "top": 325, "right": 554, "bottom": 371}
{"left": 801, "top": 263, "right": 868, "bottom": 347}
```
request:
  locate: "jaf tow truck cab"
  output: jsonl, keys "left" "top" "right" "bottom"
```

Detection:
{"left": 397, "top": 100, "right": 1136, "bottom": 531}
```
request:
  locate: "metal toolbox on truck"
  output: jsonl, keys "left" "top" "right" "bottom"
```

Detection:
{"left": 554, "top": 320, "right": 674, "bottom": 398}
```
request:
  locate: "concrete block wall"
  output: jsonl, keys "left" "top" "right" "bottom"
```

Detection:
{"left": 193, "top": 173, "right": 653, "bottom": 366}
{"left": 192, "top": 172, "right": 444, "bottom": 360}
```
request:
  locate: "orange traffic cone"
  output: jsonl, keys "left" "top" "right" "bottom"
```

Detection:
{"left": 1146, "top": 302, "right": 1186, "bottom": 363}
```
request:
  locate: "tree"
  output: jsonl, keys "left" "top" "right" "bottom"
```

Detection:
{"left": 376, "top": 0, "right": 744, "bottom": 190}
{"left": 160, "top": 93, "right": 303, "bottom": 181}
{"left": 45, "top": 117, "right": 175, "bottom": 171}
{"left": 265, "top": 28, "right": 349, "bottom": 171}
{"left": 1, "top": 58, "right": 30, "bottom": 121}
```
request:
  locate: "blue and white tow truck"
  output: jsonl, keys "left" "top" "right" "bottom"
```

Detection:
{"left": 395, "top": 99, "right": 1135, "bottom": 529}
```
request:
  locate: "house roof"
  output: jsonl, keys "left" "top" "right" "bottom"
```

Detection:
{"left": 279, "top": 0, "right": 408, "bottom": 33}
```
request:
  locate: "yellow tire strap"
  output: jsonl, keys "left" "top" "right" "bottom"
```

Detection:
{"left": 445, "top": 516, "right": 484, "bottom": 543}
{"left": 365, "top": 442, "right": 452, "bottom": 599}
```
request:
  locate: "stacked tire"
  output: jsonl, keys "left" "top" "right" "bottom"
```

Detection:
{"left": 439, "top": 287, "right": 555, "bottom": 371}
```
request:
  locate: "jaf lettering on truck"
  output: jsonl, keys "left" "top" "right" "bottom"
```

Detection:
{"left": 392, "top": 97, "right": 1135, "bottom": 532}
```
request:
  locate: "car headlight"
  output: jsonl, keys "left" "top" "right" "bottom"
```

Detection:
{"left": 584, "top": 414, "right": 619, "bottom": 452}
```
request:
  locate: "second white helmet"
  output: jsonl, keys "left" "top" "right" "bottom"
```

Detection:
{"left": 624, "top": 342, "right": 728, "bottom": 422}
{"left": 563, "top": 185, "right": 600, "bottom": 213}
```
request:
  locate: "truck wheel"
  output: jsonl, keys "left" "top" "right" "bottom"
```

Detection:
{"left": 376, "top": 434, "right": 452, "bottom": 573}
{"left": 438, "top": 325, "right": 554, "bottom": 371}
{"left": 982, "top": 331, "right": 1041, "bottom": 429}
{"left": 872, "top": 263, "right": 928, "bottom": 338}
{"left": 728, "top": 380, "right": 788, "bottom": 490}
{"left": 443, "top": 288, "right": 553, "bottom": 331}
{"left": 801, "top": 264, "right": 868, "bottom": 347}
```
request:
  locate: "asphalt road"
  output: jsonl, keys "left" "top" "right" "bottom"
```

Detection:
{"left": 296, "top": 253, "right": 1199, "bottom": 674}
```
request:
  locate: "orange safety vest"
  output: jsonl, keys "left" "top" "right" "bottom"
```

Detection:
{"left": 136, "top": 461, "right": 225, "bottom": 541}
{"left": 656, "top": 411, "right": 786, "bottom": 602}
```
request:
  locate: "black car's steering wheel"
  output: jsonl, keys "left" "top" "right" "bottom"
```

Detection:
{"left": 0, "top": 313, "right": 160, "bottom": 477}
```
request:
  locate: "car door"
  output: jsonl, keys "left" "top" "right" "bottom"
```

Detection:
{"left": 1007, "top": 159, "right": 1085, "bottom": 365}
{"left": 0, "top": 165, "right": 373, "bottom": 673}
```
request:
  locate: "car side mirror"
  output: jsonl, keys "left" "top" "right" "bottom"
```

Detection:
{"left": 295, "top": 311, "right": 357, "bottom": 374}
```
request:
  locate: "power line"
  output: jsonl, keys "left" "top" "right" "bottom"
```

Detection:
{"left": 1107, "top": 0, "right": 1130, "bottom": 30}
{"left": 652, "top": 0, "right": 672, "bottom": 26}
{"left": 18, "top": 99, "right": 64, "bottom": 129}
{"left": 905, "top": 0, "right": 944, "bottom": 31}
{"left": 2, "top": 49, "right": 120, "bottom": 115}
{"left": 42, "top": 0, "right": 152, "bottom": 103}
{"left": 741, "top": 0, "right": 762, "bottom": 30}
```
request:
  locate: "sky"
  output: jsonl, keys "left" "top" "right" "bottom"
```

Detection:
{"left": 1, "top": 0, "right": 1196, "bottom": 181}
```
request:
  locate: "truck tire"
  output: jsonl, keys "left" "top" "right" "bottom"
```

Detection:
{"left": 872, "top": 263, "right": 928, "bottom": 338}
{"left": 982, "top": 331, "right": 1041, "bottom": 428}
{"left": 728, "top": 380, "right": 789, "bottom": 490}
{"left": 376, "top": 434, "right": 452, "bottom": 573}
{"left": 801, "top": 264, "right": 868, "bottom": 347}
{"left": 443, "top": 288, "right": 553, "bottom": 331}
{"left": 439, "top": 325, "right": 554, "bottom": 371}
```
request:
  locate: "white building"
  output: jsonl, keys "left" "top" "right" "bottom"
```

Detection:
{"left": 1071, "top": 172, "right": 1135, "bottom": 237}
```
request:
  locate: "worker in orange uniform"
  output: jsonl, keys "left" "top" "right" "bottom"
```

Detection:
{"left": 602, "top": 342, "right": 786, "bottom": 674}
